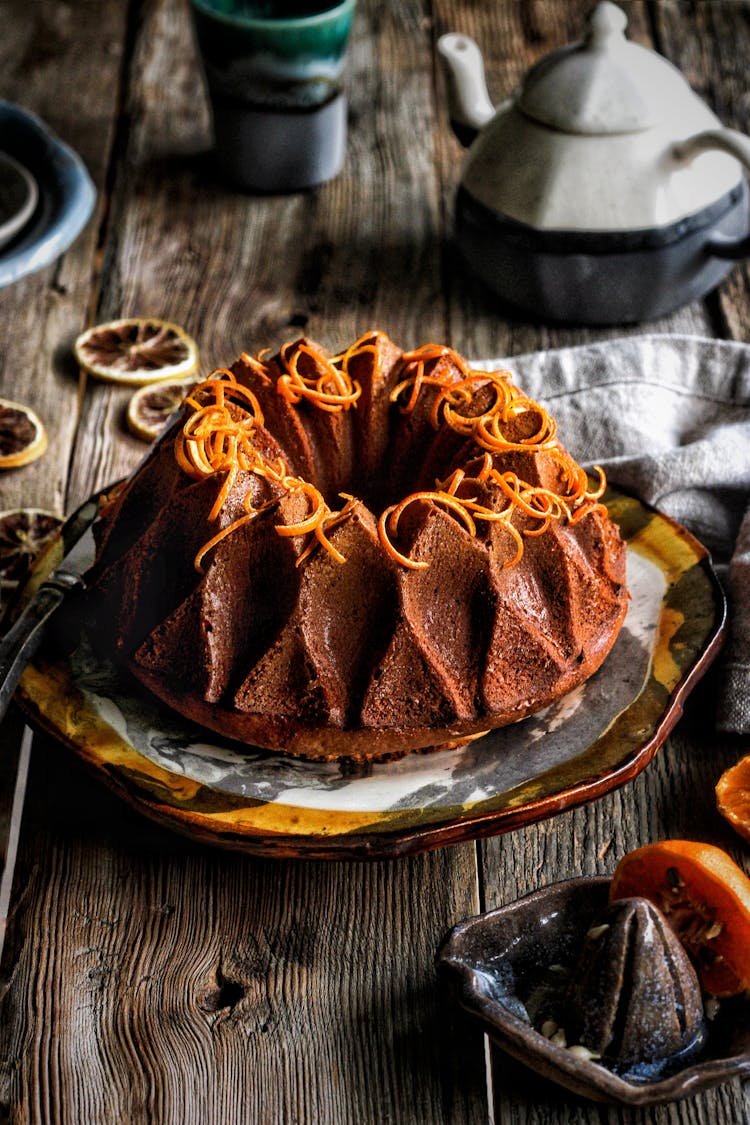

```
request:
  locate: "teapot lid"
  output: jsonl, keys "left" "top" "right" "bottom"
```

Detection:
{"left": 518, "top": 1, "right": 691, "bottom": 134}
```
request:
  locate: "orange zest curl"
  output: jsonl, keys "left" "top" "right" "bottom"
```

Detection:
{"left": 276, "top": 340, "right": 362, "bottom": 413}
{"left": 240, "top": 349, "right": 273, "bottom": 385}
{"left": 390, "top": 344, "right": 469, "bottom": 415}
{"left": 431, "top": 371, "right": 519, "bottom": 432}
{"left": 175, "top": 338, "right": 609, "bottom": 577}
{"left": 295, "top": 493, "right": 359, "bottom": 568}
{"left": 174, "top": 369, "right": 354, "bottom": 573}
{"left": 377, "top": 459, "right": 607, "bottom": 571}
{"left": 377, "top": 341, "right": 608, "bottom": 569}
{"left": 193, "top": 493, "right": 278, "bottom": 575}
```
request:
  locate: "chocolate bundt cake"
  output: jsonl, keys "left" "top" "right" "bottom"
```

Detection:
{"left": 87, "top": 332, "right": 627, "bottom": 762}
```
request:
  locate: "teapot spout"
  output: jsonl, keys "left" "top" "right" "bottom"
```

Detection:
{"left": 438, "top": 34, "right": 495, "bottom": 146}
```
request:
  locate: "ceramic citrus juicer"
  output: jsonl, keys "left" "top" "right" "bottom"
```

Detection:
{"left": 438, "top": 1, "right": 750, "bottom": 324}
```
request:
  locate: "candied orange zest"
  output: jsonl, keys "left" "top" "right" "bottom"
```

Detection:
{"left": 377, "top": 455, "right": 605, "bottom": 570}
{"left": 377, "top": 342, "right": 609, "bottom": 569}
{"left": 378, "top": 491, "right": 476, "bottom": 571}
{"left": 193, "top": 510, "right": 258, "bottom": 574}
{"left": 276, "top": 340, "right": 362, "bottom": 413}
{"left": 240, "top": 349, "right": 273, "bottom": 385}
{"left": 275, "top": 480, "right": 328, "bottom": 538}
{"left": 176, "top": 368, "right": 351, "bottom": 572}
{"left": 179, "top": 340, "right": 609, "bottom": 575}
{"left": 433, "top": 372, "right": 519, "bottom": 432}
{"left": 330, "top": 331, "right": 386, "bottom": 384}
{"left": 295, "top": 495, "right": 358, "bottom": 568}
{"left": 377, "top": 505, "right": 429, "bottom": 570}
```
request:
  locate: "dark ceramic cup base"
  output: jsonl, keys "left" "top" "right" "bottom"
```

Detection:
{"left": 455, "top": 182, "right": 749, "bottom": 325}
{"left": 211, "top": 93, "right": 347, "bottom": 193}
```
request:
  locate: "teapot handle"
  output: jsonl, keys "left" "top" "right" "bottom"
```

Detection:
{"left": 672, "top": 128, "right": 750, "bottom": 259}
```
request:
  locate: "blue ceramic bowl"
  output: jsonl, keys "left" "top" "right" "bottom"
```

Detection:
{"left": 0, "top": 101, "right": 96, "bottom": 288}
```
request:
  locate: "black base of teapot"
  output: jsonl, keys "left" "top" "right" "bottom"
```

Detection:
{"left": 454, "top": 182, "right": 749, "bottom": 325}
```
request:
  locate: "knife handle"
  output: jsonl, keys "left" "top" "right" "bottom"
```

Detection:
{"left": 0, "top": 574, "right": 81, "bottom": 724}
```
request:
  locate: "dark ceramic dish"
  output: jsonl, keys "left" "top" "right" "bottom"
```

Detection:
{"left": 437, "top": 877, "right": 750, "bottom": 1105}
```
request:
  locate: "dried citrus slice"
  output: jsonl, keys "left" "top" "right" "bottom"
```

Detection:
{"left": 610, "top": 840, "right": 750, "bottom": 996}
{"left": 126, "top": 378, "right": 195, "bottom": 442}
{"left": 0, "top": 507, "right": 62, "bottom": 599}
{"left": 0, "top": 397, "right": 48, "bottom": 469}
{"left": 716, "top": 755, "right": 750, "bottom": 845}
{"left": 74, "top": 317, "right": 199, "bottom": 386}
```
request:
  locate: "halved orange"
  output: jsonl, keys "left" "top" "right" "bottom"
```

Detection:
{"left": 126, "top": 378, "right": 195, "bottom": 442}
{"left": 717, "top": 754, "right": 750, "bottom": 845}
{"left": 74, "top": 317, "right": 199, "bottom": 386}
{"left": 0, "top": 397, "right": 48, "bottom": 468}
{"left": 610, "top": 840, "right": 750, "bottom": 996}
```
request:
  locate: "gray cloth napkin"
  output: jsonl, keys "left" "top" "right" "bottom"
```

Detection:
{"left": 479, "top": 334, "right": 750, "bottom": 734}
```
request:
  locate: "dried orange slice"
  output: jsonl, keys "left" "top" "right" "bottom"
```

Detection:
{"left": 126, "top": 378, "right": 195, "bottom": 442}
{"left": 74, "top": 317, "right": 199, "bottom": 386}
{"left": 0, "top": 507, "right": 62, "bottom": 604}
{"left": 716, "top": 754, "right": 750, "bottom": 845}
{"left": 610, "top": 840, "right": 750, "bottom": 996}
{"left": 0, "top": 397, "right": 48, "bottom": 469}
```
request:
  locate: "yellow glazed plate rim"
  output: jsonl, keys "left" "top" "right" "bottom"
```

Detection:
{"left": 17, "top": 487, "right": 726, "bottom": 859}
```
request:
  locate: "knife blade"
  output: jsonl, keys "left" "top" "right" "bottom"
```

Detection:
{"left": 0, "top": 491, "right": 101, "bottom": 723}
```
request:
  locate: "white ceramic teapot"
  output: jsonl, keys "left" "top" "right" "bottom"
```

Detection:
{"left": 438, "top": 2, "right": 750, "bottom": 323}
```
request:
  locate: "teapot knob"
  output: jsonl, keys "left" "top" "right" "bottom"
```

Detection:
{"left": 587, "top": 1, "right": 628, "bottom": 46}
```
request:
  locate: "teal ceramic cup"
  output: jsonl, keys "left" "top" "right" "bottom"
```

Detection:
{"left": 190, "top": 0, "right": 357, "bottom": 192}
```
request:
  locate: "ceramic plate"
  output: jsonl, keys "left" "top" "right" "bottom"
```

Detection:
{"left": 437, "top": 877, "right": 750, "bottom": 1105}
{"left": 0, "top": 101, "right": 96, "bottom": 287}
{"left": 17, "top": 488, "right": 725, "bottom": 859}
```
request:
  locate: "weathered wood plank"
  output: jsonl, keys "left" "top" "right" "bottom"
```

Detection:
{"left": 65, "top": 0, "right": 455, "bottom": 508}
{"left": 652, "top": 0, "right": 750, "bottom": 340}
{"left": 1, "top": 736, "right": 487, "bottom": 1124}
{"left": 2, "top": 0, "right": 488, "bottom": 1121}
{"left": 0, "top": 0, "right": 129, "bottom": 994}
{"left": 0, "top": 0, "right": 129, "bottom": 516}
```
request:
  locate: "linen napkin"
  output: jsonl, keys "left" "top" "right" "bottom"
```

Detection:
{"left": 479, "top": 334, "right": 750, "bottom": 734}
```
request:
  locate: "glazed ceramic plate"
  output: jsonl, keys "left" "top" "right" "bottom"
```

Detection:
{"left": 437, "top": 877, "right": 750, "bottom": 1105}
{"left": 0, "top": 101, "right": 96, "bottom": 287}
{"left": 17, "top": 488, "right": 725, "bottom": 859}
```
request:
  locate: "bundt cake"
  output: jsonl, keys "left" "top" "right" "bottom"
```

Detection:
{"left": 86, "top": 331, "right": 628, "bottom": 763}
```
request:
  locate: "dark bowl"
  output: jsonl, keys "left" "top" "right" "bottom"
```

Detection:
{"left": 436, "top": 877, "right": 750, "bottom": 1105}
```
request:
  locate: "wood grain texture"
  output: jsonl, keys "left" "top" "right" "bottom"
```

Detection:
{"left": 0, "top": 710, "right": 26, "bottom": 871}
{"left": 1, "top": 735, "right": 486, "bottom": 1124}
{"left": 0, "top": 0, "right": 129, "bottom": 517}
{"left": 1, "top": 0, "right": 750, "bottom": 1122}
{"left": 2, "top": 1, "right": 486, "bottom": 1121}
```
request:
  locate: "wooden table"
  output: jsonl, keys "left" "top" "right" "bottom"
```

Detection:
{"left": 1, "top": 1, "right": 749, "bottom": 1121}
